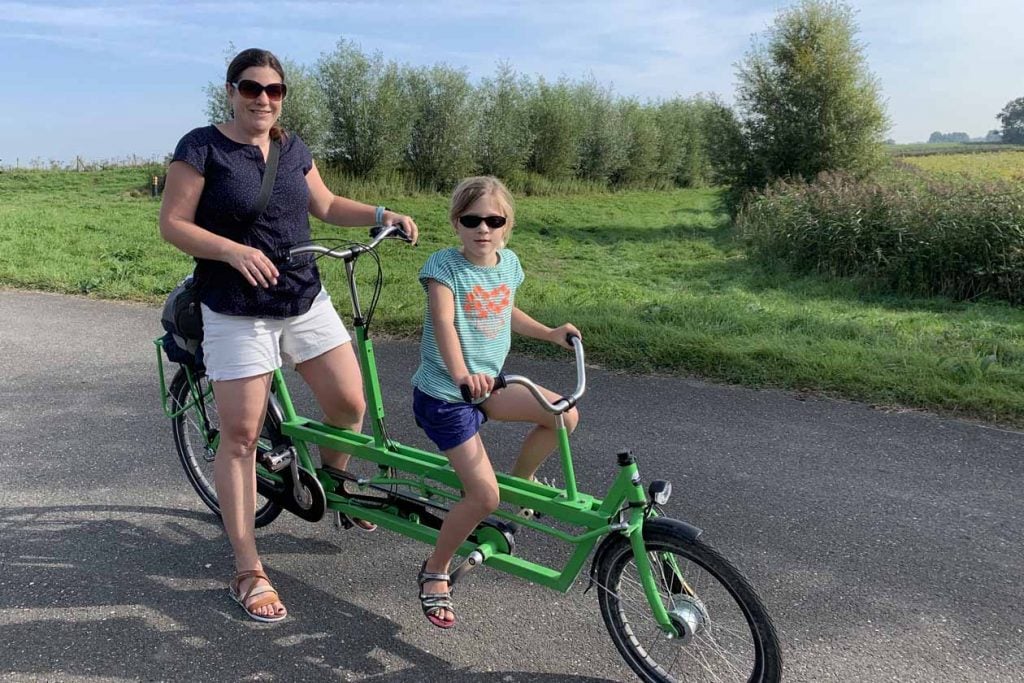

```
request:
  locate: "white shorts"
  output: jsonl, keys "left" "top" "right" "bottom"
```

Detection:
{"left": 200, "top": 289, "right": 351, "bottom": 382}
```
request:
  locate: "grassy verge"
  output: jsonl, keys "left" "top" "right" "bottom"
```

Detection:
{"left": 2, "top": 167, "right": 1022, "bottom": 427}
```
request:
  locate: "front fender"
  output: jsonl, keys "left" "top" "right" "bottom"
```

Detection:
{"left": 586, "top": 516, "right": 703, "bottom": 591}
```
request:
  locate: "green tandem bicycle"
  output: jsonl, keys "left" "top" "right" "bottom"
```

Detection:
{"left": 155, "top": 224, "right": 782, "bottom": 682}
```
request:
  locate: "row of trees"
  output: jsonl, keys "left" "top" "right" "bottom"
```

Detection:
{"left": 206, "top": 42, "right": 740, "bottom": 191}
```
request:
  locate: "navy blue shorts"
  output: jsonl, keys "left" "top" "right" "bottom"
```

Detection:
{"left": 413, "top": 386, "right": 487, "bottom": 451}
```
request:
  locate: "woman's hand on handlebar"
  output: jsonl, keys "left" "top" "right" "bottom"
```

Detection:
{"left": 547, "top": 323, "right": 581, "bottom": 350}
{"left": 382, "top": 210, "right": 419, "bottom": 246}
{"left": 457, "top": 372, "right": 494, "bottom": 402}
{"left": 226, "top": 244, "right": 279, "bottom": 288}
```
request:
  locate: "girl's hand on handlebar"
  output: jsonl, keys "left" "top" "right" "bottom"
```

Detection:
{"left": 457, "top": 372, "right": 494, "bottom": 401}
{"left": 227, "top": 244, "right": 279, "bottom": 288}
{"left": 548, "top": 323, "right": 581, "bottom": 349}
{"left": 383, "top": 210, "right": 419, "bottom": 246}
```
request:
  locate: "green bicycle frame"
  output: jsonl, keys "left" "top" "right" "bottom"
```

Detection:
{"left": 154, "top": 237, "right": 679, "bottom": 635}
{"left": 271, "top": 323, "right": 674, "bottom": 631}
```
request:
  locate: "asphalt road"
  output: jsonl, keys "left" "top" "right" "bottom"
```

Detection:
{"left": 0, "top": 290, "right": 1021, "bottom": 682}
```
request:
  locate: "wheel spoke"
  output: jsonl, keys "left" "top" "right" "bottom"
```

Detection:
{"left": 173, "top": 372, "right": 277, "bottom": 519}
{"left": 595, "top": 531, "right": 777, "bottom": 683}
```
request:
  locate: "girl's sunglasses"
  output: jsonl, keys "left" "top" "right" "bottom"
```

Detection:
{"left": 458, "top": 215, "right": 507, "bottom": 229}
{"left": 231, "top": 80, "right": 288, "bottom": 102}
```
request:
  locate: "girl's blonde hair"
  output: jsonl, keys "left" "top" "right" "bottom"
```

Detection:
{"left": 449, "top": 176, "right": 515, "bottom": 245}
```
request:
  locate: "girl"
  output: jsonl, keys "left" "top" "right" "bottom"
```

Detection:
{"left": 410, "top": 176, "right": 580, "bottom": 628}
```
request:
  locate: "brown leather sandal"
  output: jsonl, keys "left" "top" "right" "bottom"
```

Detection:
{"left": 229, "top": 569, "right": 287, "bottom": 623}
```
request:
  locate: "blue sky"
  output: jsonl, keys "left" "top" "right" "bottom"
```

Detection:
{"left": 2, "top": 0, "right": 1022, "bottom": 165}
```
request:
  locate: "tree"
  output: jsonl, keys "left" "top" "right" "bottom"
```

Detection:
{"left": 474, "top": 62, "right": 534, "bottom": 180}
{"left": 275, "top": 60, "right": 328, "bottom": 157}
{"left": 734, "top": 0, "right": 888, "bottom": 188}
{"left": 526, "top": 78, "right": 583, "bottom": 180}
{"left": 928, "top": 131, "right": 969, "bottom": 143}
{"left": 614, "top": 99, "right": 661, "bottom": 187}
{"left": 997, "top": 97, "right": 1024, "bottom": 144}
{"left": 573, "top": 78, "right": 627, "bottom": 184}
{"left": 315, "top": 40, "right": 412, "bottom": 176}
{"left": 654, "top": 98, "right": 704, "bottom": 187}
{"left": 405, "top": 64, "right": 477, "bottom": 189}
{"left": 696, "top": 96, "right": 747, "bottom": 187}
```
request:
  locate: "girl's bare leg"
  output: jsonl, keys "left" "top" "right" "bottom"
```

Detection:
{"left": 482, "top": 384, "right": 580, "bottom": 481}
{"left": 423, "top": 434, "right": 499, "bottom": 623}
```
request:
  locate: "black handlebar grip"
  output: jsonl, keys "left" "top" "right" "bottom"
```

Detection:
{"left": 460, "top": 374, "right": 507, "bottom": 402}
{"left": 566, "top": 332, "right": 580, "bottom": 345}
{"left": 370, "top": 222, "right": 412, "bottom": 242}
{"left": 271, "top": 248, "right": 292, "bottom": 267}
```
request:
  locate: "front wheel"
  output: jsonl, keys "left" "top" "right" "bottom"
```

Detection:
{"left": 594, "top": 518, "right": 782, "bottom": 682}
{"left": 169, "top": 367, "right": 283, "bottom": 528}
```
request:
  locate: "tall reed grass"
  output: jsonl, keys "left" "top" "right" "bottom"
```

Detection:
{"left": 736, "top": 168, "right": 1024, "bottom": 303}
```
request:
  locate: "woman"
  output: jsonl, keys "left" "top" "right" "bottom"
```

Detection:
{"left": 159, "top": 47, "right": 418, "bottom": 622}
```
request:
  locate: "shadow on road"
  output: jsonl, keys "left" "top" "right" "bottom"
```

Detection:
{"left": 0, "top": 504, "right": 620, "bottom": 682}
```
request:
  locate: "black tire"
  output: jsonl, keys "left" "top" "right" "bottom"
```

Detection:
{"left": 170, "top": 367, "right": 283, "bottom": 528}
{"left": 595, "top": 518, "right": 782, "bottom": 682}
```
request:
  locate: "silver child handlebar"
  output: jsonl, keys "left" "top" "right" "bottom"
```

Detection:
{"left": 461, "top": 334, "right": 586, "bottom": 415}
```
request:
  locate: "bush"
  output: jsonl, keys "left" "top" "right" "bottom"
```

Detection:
{"left": 736, "top": 168, "right": 1024, "bottom": 303}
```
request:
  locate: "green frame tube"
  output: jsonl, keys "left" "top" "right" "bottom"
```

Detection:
{"left": 155, "top": 310, "right": 676, "bottom": 629}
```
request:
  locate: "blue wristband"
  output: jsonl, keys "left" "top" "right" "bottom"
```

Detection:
{"left": 374, "top": 205, "right": 387, "bottom": 225}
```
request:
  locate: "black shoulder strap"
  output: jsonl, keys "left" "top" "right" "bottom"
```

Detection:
{"left": 252, "top": 139, "right": 280, "bottom": 221}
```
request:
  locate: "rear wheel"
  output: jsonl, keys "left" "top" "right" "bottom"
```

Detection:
{"left": 595, "top": 518, "right": 782, "bottom": 682}
{"left": 169, "top": 367, "right": 283, "bottom": 528}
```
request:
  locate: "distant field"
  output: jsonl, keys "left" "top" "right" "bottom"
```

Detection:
{"left": 899, "top": 150, "right": 1024, "bottom": 182}
{"left": 886, "top": 143, "right": 1024, "bottom": 157}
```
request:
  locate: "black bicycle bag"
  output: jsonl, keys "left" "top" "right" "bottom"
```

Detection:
{"left": 160, "top": 274, "right": 204, "bottom": 369}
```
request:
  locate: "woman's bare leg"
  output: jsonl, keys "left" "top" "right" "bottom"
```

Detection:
{"left": 212, "top": 373, "right": 285, "bottom": 619}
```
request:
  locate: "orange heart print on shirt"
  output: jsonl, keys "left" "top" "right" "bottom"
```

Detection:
{"left": 464, "top": 284, "right": 511, "bottom": 338}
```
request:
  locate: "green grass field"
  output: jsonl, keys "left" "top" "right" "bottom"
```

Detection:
{"left": 899, "top": 150, "right": 1024, "bottom": 181}
{"left": 2, "top": 167, "right": 1023, "bottom": 427}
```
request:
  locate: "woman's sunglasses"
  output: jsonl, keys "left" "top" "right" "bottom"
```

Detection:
{"left": 458, "top": 215, "right": 507, "bottom": 229}
{"left": 231, "top": 79, "right": 288, "bottom": 102}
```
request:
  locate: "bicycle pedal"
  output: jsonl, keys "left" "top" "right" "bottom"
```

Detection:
{"left": 258, "top": 445, "right": 294, "bottom": 472}
{"left": 333, "top": 511, "right": 355, "bottom": 530}
{"left": 449, "top": 550, "right": 485, "bottom": 586}
{"left": 516, "top": 507, "right": 544, "bottom": 520}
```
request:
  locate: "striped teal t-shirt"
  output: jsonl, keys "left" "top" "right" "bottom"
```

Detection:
{"left": 411, "top": 247, "right": 525, "bottom": 403}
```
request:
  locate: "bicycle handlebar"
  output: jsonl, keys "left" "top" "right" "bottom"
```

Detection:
{"left": 460, "top": 334, "right": 585, "bottom": 415}
{"left": 282, "top": 222, "right": 411, "bottom": 264}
